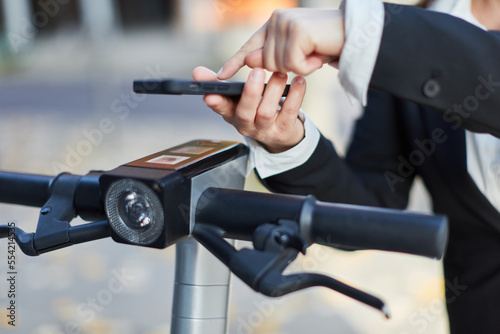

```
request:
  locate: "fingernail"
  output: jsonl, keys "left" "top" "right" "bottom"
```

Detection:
{"left": 217, "top": 67, "right": 224, "bottom": 78}
{"left": 296, "top": 76, "right": 305, "bottom": 84}
{"left": 276, "top": 72, "right": 287, "bottom": 79}
{"left": 251, "top": 69, "right": 265, "bottom": 82}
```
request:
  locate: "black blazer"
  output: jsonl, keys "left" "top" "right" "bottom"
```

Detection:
{"left": 261, "top": 93, "right": 500, "bottom": 333}
{"left": 372, "top": 4, "right": 500, "bottom": 137}
{"left": 260, "top": 4, "right": 500, "bottom": 333}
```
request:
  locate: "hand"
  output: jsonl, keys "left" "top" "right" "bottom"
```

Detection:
{"left": 193, "top": 66, "right": 306, "bottom": 153}
{"left": 217, "top": 8, "right": 345, "bottom": 80}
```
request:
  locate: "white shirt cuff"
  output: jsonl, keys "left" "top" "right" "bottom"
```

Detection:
{"left": 245, "top": 110, "right": 321, "bottom": 178}
{"left": 338, "top": 0, "right": 385, "bottom": 106}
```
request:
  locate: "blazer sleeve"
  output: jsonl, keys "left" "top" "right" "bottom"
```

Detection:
{"left": 261, "top": 90, "right": 415, "bottom": 210}
{"left": 371, "top": 3, "right": 500, "bottom": 137}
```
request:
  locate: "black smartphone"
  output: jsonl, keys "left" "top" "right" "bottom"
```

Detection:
{"left": 133, "top": 79, "right": 290, "bottom": 97}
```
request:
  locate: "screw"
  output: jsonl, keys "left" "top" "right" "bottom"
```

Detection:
{"left": 274, "top": 232, "right": 290, "bottom": 245}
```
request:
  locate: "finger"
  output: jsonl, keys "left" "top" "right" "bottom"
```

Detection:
{"left": 245, "top": 50, "right": 264, "bottom": 69}
{"left": 278, "top": 75, "right": 306, "bottom": 129}
{"left": 203, "top": 94, "right": 236, "bottom": 119}
{"left": 263, "top": 14, "right": 279, "bottom": 73}
{"left": 283, "top": 36, "right": 324, "bottom": 76}
{"left": 302, "top": 55, "right": 324, "bottom": 75}
{"left": 217, "top": 25, "right": 268, "bottom": 80}
{"left": 255, "top": 72, "right": 287, "bottom": 129}
{"left": 246, "top": 51, "right": 332, "bottom": 76}
{"left": 245, "top": 51, "right": 334, "bottom": 73}
{"left": 275, "top": 14, "right": 289, "bottom": 73}
{"left": 294, "top": 54, "right": 337, "bottom": 75}
{"left": 234, "top": 68, "right": 266, "bottom": 131}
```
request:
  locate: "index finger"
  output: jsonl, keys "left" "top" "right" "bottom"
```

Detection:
{"left": 217, "top": 24, "right": 267, "bottom": 80}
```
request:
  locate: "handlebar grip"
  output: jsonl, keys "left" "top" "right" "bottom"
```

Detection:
{"left": 0, "top": 171, "right": 54, "bottom": 207}
{"left": 306, "top": 200, "right": 448, "bottom": 259}
{"left": 0, "top": 171, "right": 105, "bottom": 221}
{"left": 196, "top": 188, "right": 448, "bottom": 259}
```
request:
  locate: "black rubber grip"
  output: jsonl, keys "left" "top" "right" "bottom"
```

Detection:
{"left": 0, "top": 171, "right": 54, "bottom": 207}
{"left": 309, "top": 201, "right": 448, "bottom": 259}
{"left": 0, "top": 171, "right": 105, "bottom": 221}
{"left": 195, "top": 188, "right": 448, "bottom": 259}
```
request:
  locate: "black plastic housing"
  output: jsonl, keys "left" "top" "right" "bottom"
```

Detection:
{"left": 99, "top": 140, "right": 248, "bottom": 249}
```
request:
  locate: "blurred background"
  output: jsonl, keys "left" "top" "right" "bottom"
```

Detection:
{"left": 0, "top": 0, "right": 447, "bottom": 333}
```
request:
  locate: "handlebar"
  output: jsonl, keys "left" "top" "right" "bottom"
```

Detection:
{"left": 193, "top": 187, "right": 447, "bottom": 316}
{"left": 196, "top": 188, "right": 447, "bottom": 259}
{"left": 0, "top": 168, "right": 448, "bottom": 316}
{"left": 0, "top": 171, "right": 104, "bottom": 221}
{"left": 309, "top": 200, "right": 447, "bottom": 258}
{"left": 0, "top": 171, "right": 108, "bottom": 255}
{"left": 0, "top": 171, "right": 54, "bottom": 207}
{"left": 0, "top": 171, "right": 448, "bottom": 259}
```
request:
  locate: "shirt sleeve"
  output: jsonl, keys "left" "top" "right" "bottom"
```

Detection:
{"left": 246, "top": 110, "right": 320, "bottom": 178}
{"left": 338, "top": 0, "right": 385, "bottom": 106}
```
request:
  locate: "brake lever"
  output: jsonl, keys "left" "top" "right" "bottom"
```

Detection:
{"left": 0, "top": 220, "right": 111, "bottom": 256}
{"left": 0, "top": 225, "right": 36, "bottom": 256}
{"left": 258, "top": 270, "right": 389, "bottom": 318}
{"left": 0, "top": 173, "right": 110, "bottom": 256}
{"left": 193, "top": 220, "right": 390, "bottom": 317}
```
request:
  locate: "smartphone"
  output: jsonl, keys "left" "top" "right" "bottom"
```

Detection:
{"left": 133, "top": 79, "right": 290, "bottom": 97}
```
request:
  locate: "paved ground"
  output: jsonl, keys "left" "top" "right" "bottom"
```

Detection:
{"left": 0, "top": 25, "right": 447, "bottom": 334}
